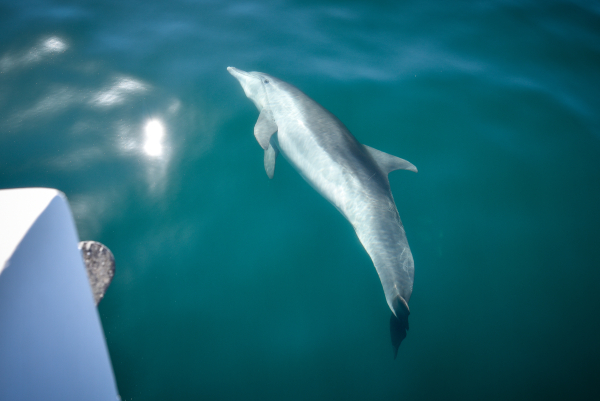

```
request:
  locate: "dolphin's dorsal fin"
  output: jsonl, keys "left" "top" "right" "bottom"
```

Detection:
{"left": 364, "top": 145, "right": 418, "bottom": 175}
{"left": 264, "top": 142, "right": 278, "bottom": 179}
{"left": 255, "top": 109, "right": 278, "bottom": 150}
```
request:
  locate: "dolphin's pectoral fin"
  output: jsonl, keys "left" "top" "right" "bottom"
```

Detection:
{"left": 264, "top": 142, "right": 279, "bottom": 179}
{"left": 390, "top": 296, "right": 410, "bottom": 359}
{"left": 364, "top": 145, "right": 418, "bottom": 174}
{"left": 254, "top": 109, "right": 278, "bottom": 150}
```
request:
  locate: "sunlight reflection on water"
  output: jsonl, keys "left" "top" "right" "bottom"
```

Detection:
{"left": 144, "top": 119, "right": 166, "bottom": 157}
{"left": 0, "top": 36, "right": 68, "bottom": 72}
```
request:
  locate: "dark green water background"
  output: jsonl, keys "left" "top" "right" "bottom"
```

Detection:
{"left": 1, "top": 1, "right": 599, "bottom": 400}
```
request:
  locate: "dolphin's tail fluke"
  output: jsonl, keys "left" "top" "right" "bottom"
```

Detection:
{"left": 390, "top": 296, "right": 410, "bottom": 359}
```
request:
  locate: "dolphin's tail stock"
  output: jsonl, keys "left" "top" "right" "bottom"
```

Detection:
{"left": 390, "top": 295, "right": 410, "bottom": 359}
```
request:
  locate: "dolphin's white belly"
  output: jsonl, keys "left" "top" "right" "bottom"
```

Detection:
{"left": 275, "top": 119, "right": 364, "bottom": 220}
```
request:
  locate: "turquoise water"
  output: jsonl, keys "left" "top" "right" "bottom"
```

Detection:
{"left": 1, "top": 0, "right": 600, "bottom": 399}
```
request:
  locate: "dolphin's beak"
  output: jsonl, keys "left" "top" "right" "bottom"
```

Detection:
{"left": 227, "top": 66, "right": 250, "bottom": 83}
{"left": 227, "top": 66, "right": 256, "bottom": 100}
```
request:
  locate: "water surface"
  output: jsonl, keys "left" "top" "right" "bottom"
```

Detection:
{"left": 1, "top": 1, "right": 599, "bottom": 400}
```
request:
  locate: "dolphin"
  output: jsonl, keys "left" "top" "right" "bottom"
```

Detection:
{"left": 228, "top": 67, "right": 417, "bottom": 358}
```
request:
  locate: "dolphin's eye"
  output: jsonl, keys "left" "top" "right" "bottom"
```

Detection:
{"left": 264, "top": 79, "right": 269, "bottom": 84}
